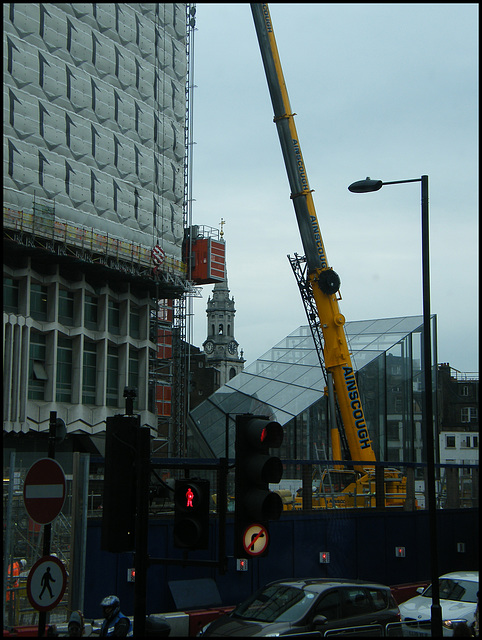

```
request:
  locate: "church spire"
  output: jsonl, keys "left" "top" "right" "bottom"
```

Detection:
{"left": 202, "top": 224, "right": 244, "bottom": 386}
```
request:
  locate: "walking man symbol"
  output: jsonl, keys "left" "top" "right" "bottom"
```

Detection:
{"left": 39, "top": 567, "right": 55, "bottom": 600}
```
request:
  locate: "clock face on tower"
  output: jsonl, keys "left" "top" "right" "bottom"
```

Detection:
{"left": 228, "top": 341, "right": 237, "bottom": 355}
{"left": 204, "top": 340, "right": 214, "bottom": 354}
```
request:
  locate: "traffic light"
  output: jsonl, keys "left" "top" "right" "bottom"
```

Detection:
{"left": 101, "top": 415, "right": 139, "bottom": 553}
{"left": 234, "top": 414, "right": 284, "bottom": 558}
{"left": 173, "top": 478, "right": 210, "bottom": 549}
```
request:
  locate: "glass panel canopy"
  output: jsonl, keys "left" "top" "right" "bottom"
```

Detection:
{"left": 188, "top": 316, "right": 429, "bottom": 460}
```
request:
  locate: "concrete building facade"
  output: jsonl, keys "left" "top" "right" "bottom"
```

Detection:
{"left": 3, "top": 4, "right": 194, "bottom": 447}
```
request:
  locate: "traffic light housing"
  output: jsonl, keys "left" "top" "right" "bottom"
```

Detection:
{"left": 234, "top": 414, "right": 284, "bottom": 558}
{"left": 173, "top": 478, "right": 210, "bottom": 549}
{"left": 101, "top": 415, "right": 139, "bottom": 553}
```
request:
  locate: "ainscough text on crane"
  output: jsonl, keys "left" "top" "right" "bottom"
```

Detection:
{"left": 262, "top": 4, "right": 273, "bottom": 32}
{"left": 343, "top": 367, "right": 372, "bottom": 450}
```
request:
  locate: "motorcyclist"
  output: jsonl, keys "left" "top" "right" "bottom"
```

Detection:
{"left": 99, "top": 595, "right": 132, "bottom": 637}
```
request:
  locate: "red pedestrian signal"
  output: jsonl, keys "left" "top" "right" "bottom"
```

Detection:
{"left": 185, "top": 486, "right": 194, "bottom": 508}
{"left": 173, "top": 479, "right": 210, "bottom": 550}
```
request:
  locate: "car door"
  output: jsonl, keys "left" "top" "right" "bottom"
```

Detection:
{"left": 339, "top": 586, "right": 380, "bottom": 631}
{"left": 310, "top": 589, "right": 342, "bottom": 632}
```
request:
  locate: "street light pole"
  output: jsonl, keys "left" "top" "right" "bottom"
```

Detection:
{"left": 348, "top": 175, "right": 442, "bottom": 637}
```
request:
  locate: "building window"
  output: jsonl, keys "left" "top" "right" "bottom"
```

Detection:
{"left": 461, "top": 407, "right": 478, "bottom": 424}
{"left": 3, "top": 277, "right": 19, "bottom": 313}
{"left": 58, "top": 289, "right": 74, "bottom": 326}
{"left": 106, "top": 345, "right": 119, "bottom": 407}
{"left": 108, "top": 300, "right": 120, "bottom": 334}
{"left": 56, "top": 336, "right": 72, "bottom": 402}
{"left": 445, "top": 435, "right": 456, "bottom": 448}
{"left": 130, "top": 306, "right": 140, "bottom": 339}
{"left": 30, "top": 283, "right": 48, "bottom": 321}
{"left": 460, "top": 385, "right": 469, "bottom": 397}
{"left": 461, "top": 436, "right": 471, "bottom": 448}
{"left": 85, "top": 294, "right": 98, "bottom": 330}
{"left": 28, "top": 332, "right": 47, "bottom": 400}
{"left": 82, "top": 341, "right": 97, "bottom": 404}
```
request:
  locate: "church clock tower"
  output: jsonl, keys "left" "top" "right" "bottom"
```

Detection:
{"left": 202, "top": 274, "right": 245, "bottom": 386}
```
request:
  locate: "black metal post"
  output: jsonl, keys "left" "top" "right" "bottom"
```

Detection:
{"left": 38, "top": 412, "right": 57, "bottom": 637}
{"left": 218, "top": 457, "right": 228, "bottom": 575}
{"left": 420, "top": 175, "right": 442, "bottom": 636}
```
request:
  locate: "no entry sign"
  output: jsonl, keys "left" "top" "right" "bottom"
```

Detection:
{"left": 23, "top": 458, "right": 66, "bottom": 525}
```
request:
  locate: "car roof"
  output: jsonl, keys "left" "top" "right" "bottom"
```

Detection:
{"left": 440, "top": 571, "right": 479, "bottom": 581}
{"left": 267, "top": 578, "right": 390, "bottom": 593}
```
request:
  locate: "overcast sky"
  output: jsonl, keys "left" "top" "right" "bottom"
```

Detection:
{"left": 188, "top": 3, "right": 478, "bottom": 374}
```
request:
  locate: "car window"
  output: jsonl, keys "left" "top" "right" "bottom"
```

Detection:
{"left": 367, "top": 588, "right": 388, "bottom": 611}
{"left": 423, "top": 579, "right": 478, "bottom": 603}
{"left": 314, "top": 589, "right": 341, "bottom": 620}
{"left": 233, "top": 584, "right": 317, "bottom": 623}
{"left": 341, "top": 587, "right": 372, "bottom": 617}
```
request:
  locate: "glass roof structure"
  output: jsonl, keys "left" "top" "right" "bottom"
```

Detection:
{"left": 187, "top": 316, "right": 425, "bottom": 459}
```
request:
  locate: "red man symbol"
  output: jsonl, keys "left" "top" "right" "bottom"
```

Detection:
{"left": 186, "top": 486, "right": 194, "bottom": 508}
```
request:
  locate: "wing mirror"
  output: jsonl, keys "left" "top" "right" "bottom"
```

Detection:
{"left": 313, "top": 615, "right": 328, "bottom": 626}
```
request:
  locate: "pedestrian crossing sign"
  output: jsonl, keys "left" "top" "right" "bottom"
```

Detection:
{"left": 26, "top": 555, "right": 67, "bottom": 612}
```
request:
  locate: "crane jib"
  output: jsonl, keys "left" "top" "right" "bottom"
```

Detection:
{"left": 252, "top": 1, "right": 377, "bottom": 469}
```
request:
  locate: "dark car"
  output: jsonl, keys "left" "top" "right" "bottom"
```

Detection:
{"left": 198, "top": 578, "right": 401, "bottom": 637}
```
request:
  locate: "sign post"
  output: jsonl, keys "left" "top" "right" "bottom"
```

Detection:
{"left": 22, "top": 411, "right": 66, "bottom": 637}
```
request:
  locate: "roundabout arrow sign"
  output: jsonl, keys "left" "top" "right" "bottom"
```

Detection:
{"left": 23, "top": 458, "right": 66, "bottom": 525}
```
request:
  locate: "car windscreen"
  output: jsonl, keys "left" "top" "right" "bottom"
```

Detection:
{"left": 233, "top": 584, "right": 317, "bottom": 623}
{"left": 422, "top": 579, "right": 478, "bottom": 603}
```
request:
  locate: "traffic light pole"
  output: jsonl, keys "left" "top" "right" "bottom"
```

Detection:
{"left": 217, "top": 457, "right": 228, "bottom": 575}
{"left": 133, "top": 425, "right": 150, "bottom": 637}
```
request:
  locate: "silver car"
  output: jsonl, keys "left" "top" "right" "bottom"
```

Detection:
{"left": 399, "top": 571, "right": 479, "bottom": 636}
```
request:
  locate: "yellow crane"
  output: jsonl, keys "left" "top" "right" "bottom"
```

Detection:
{"left": 251, "top": 4, "right": 410, "bottom": 509}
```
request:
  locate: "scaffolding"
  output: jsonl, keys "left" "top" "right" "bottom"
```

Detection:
{"left": 3, "top": 204, "right": 186, "bottom": 286}
{"left": 148, "top": 4, "right": 198, "bottom": 457}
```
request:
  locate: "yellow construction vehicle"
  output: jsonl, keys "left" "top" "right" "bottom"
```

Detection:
{"left": 291, "top": 467, "right": 411, "bottom": 510}
{"left": 251, "top": 4, "right": 412, "bottom": 509}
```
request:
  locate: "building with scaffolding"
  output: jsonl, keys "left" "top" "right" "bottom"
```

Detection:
{"left": 3, "top": 4, "right": 223, "bottom": 458}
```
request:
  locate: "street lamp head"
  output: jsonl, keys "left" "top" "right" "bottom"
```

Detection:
{"left": 348, "top": 177, "right": 383, "bottom": 193}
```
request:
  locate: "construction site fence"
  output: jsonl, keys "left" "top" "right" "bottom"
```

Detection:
{"left": 3, "top": 456, "right": 478, "bottom": 628}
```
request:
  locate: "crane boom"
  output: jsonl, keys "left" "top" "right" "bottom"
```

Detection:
{"left": 251, "top": 3, "right": 376, "bottom": 470}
